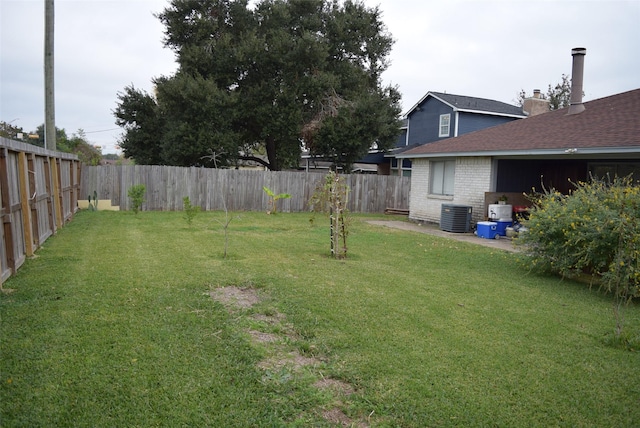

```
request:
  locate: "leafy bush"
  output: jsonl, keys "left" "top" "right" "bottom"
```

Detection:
{"left": 182, "top": 196, "right": 201, "bottom": 225}
{"left": 520, "top": 175, "right": 639, "bottom": 294}
{"left": 519, "top": 175, "right": 640, "bottom": 337}
{"left": 127, "top": 184, "right": 146, "bottom": 215}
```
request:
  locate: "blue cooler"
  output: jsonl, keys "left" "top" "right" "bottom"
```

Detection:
{"left": 477, "top": 221, "right": 499, "bottom": 239}
{"left": 496, "top": 219, "right": 513, "bottom": 236}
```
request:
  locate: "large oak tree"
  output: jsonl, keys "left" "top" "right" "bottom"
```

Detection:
{"left": 114, "top": 0, "right": 402, "bottom": 171}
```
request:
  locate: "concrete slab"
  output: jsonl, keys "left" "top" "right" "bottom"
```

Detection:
{"left": 367, "top": 220, "right": 520, "bottom": 253}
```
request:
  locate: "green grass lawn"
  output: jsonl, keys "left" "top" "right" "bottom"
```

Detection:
{"left": 1, "top": 211, "right": 638, "bottom": 427}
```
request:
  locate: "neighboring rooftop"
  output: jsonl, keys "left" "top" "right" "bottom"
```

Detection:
{"left": 405, "top": 91, "right": 526, "bottom": 118}
{"left": 398, "top": 88, "right": 640, "bottom": 158}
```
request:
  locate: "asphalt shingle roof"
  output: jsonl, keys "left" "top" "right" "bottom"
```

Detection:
{"left": 399, "top": 88, "right": 640, "bottom": 157}
{"left": 429, "top": 91, "right": 526, "bottom": 117}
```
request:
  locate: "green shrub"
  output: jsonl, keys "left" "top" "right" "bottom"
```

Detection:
{"left": 520, "top": 176, "right": 639, "bottom": 291}
{"left": 182, "top": 196, "right": 201, "bottom": 225}
{"left": 127, "top": 184, "right": 146, "bottom": 215}
{"left": 519, "top": 175, "right": 640, "bottom": 337}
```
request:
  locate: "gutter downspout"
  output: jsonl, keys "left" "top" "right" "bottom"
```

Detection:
{"left": 405, "top": 119, "right": 410, "bottom": 146}
{"left": 454, "top": 111, "right": 460, "bottom": 137}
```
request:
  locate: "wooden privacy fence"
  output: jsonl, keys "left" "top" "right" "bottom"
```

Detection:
{"left": 81, "top": 165, "right": 410, "bottom": 213}
{"left": 0, "top": 137, "right": 80, "bottom": 285}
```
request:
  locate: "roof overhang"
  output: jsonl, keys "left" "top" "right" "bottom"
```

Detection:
{"left": 396, "top": 146, "right": 640, "bottom": 160}
{"left": 405, "top": 91, "right": 526, "bottom": 119}
{"left": 453, "top": 109, "right": 526, "bottom": 119}
{"left": 404, "top": 92, "right": 432, "bottom": 116}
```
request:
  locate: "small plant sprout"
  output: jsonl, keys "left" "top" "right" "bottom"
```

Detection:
{"left": 127, "top": 184, "right": 146, "bottom": 215}
{"left": 87, "top": 190, "right": 98, "bottom": 211}
{"left": 262, "top": 186, "right": 291, "bottom": 214}
{"left": 183, "top": 196, "right": 201, "bottom": 225}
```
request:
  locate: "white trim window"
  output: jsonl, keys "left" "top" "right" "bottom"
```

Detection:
{"left": 439, "top": 114, "right": 451, "bottom": 137}
{"left": 430, "top": 160, "right": 455, "bottom": 195}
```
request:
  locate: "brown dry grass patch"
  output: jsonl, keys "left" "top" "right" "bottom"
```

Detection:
{"left": 209, "top": 285, "right": 261, "bottom": 309}
{"left": 211, "top": 285, "right": 366, "bottom": 426}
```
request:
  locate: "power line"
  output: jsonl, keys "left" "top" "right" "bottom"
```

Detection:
{"left": 84, "top": 128, "right": 120, "bottom": 134}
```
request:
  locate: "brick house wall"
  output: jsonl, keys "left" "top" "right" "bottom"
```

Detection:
{"left": 408, "top": 157, "right": 493, "bottom": 225}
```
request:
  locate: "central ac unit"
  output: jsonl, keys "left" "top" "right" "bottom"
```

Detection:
{"left": 440, "top": 204, "right": 472, "bottom": 233}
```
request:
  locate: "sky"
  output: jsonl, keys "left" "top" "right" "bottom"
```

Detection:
{"left": 1, "top": 0, "right": 639, "bottom": 154}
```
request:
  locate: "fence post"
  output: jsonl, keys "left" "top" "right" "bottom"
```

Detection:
{"left": 0, "top": 147, "right": 13, "bottom": 285}
{"left": 72, "top": 160, "right": 80, "bottom": 214}
{"left": 51, "top": 158, "right": 63, "bottom": 230}
{"left": 17, "top": 152, "right": 35, "bottom": 257}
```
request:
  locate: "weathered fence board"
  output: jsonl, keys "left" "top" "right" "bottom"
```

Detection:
{"left": 80, "top": 165, "right": 410, "bottom": 214}
{"left": 0, "top": 137, "right": 80, "bottom": 285}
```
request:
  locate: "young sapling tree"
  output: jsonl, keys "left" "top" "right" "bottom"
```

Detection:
{"left": 201, "top": 150, "right": 237, "bottom": 258}
{"left": 309, "top": 171, "right": 350, "bottom": 259}
{"left": 263, "top": 186, "right": 291, "bottom": 214}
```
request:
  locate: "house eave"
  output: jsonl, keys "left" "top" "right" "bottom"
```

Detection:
{"left": 405, "top": 92, "right": 525, "bottom": 118}
{"left": 404, "top": 92, "right": 432, "bottom": 116}
{"left": 452, "top": 108, "right": 526, "bottom": 119}
{"left": 396, "top": 146, "right": 640, "bottom": 159}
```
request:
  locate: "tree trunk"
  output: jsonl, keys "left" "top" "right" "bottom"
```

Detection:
{"left": 265, "top": 136, "right": 279, "bottom": 171}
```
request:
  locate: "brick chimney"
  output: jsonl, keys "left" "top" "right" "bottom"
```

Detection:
{"left": 523, "top": 89, "right": 550, "bottom": 116}
{"left": 567, "top": 47, "right": 586, "bottom": 115}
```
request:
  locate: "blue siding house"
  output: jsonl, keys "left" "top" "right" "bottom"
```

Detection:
{"left": 301, "top": 91, "right": 527, "bottom": 175}
{"left": 387, "top": 92, "right": 526, "bottom": 176}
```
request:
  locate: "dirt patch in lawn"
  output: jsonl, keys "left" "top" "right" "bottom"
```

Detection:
{"left": 258, "top": 351, "right": 322, "bottom": 371}
{"left": 211, "top": 286, "right": 316, "bottom": 364}
{"left": 252, "top": 312, "right": 286, "bottom": 324}
{"left": 211, "top": 285, "right": 367, "bottom": 426}
{"left": 209, "top": 285, "right": 261, "bottom": 309}
{"left": 248, "top": 330, "right": 280, "bottom": 343}
{"left": 314, "top": 378, "right": 355, "bottom": 396}
{"left": 315, "top": 379, "right": 370, "bottom": 426}
{"left": 322, "top": 408, "right": 369, "bottom": 428}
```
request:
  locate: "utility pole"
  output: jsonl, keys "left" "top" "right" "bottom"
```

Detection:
{"left": 44, "top": 0, "right": 56, "bottom": 150}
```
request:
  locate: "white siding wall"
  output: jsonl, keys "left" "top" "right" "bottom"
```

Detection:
{"left": 408, "top": 156, "right": 493, "bottom": 224}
